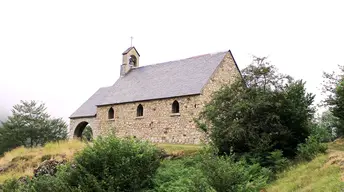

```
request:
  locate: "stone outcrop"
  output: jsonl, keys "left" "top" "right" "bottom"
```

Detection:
{"left": 34, "top": 159, "right": 67, "bottom": 177}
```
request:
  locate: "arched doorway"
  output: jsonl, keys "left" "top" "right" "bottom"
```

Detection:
{"left": 74, "top": 121, "right": 93, "bottom": 141}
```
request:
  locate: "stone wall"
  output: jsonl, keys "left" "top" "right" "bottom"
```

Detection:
{"left": 97, "top": 95, "right": 204, "bottom": 144}
{"left": 201, "top": 51, "right": 241, "bottom": 102}
{"left": 69, "top": 51, "right": 241, "bottom": 144}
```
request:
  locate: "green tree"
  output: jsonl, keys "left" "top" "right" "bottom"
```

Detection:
{"left": 311, "top": 110, "right": 337, "bottom": 142}
{"left": 0, "top": 100, "right": 67, "bottom": 155}
{"left": 197, "top": 56, "right": 315, "bottom": 158}
{"left": 322, "top": 65, "right": 344, "bottom": 136}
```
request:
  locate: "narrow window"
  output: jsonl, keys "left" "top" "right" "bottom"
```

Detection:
{"left": 108, "top": 107, "right": 114, "bottom": 119}
{"left": 137, "top": 104, "right": 143, "bottom": 117}
{"left": 172, "top": 100, "right": 180, "bottom": 113}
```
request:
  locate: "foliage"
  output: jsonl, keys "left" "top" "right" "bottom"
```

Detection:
{"left": 26, "top": 174, "right": 72, "bottom": 192}
{"left": 150, "top": 157, "right": 214, "bottom": 192}
{"left": 151, "top": 146, "right": 272, "bottom": 192}
{"left": 0, "top": 137, "right": 161, "bottom": 191}
{"left": 200, "top": 148, "right": 271, "bottom": 192}
{"left": 0, "top": 171, "right": 72, "bottom": 192}
{"left": 265, "top": 150, "right": 290, "bottom": 173}
{"left": 0, "top": 178, "right": 21, "bottom": 192}
{"left": 296, "top": 135, "right": 327, "bottom": 161}
{"left": 197, "top": 56, "right": 315, "bottom": 158}
{"left": 63, "top": 136, "right": 161, "bottom": 192}
{"left": 310, "top": 120, "right": 333, "bottom": 143}
{"left": 81, "top": 125, "right": 93, "bottom": 142}
{"left": 0, "top": 100, "right": 67, "bottom": 155}
{"left": 322, "top": 66, "right": 344, "bottom": 136}
{"left": 0, "top": 139, "right": 202, "bottom": 185}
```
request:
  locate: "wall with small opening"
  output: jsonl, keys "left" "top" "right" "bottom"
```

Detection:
{"left": 69, "top": 117, "right": 100, "bottom": 139}
{"left": 97, "top": 95, "right": 204, "bottom": 144}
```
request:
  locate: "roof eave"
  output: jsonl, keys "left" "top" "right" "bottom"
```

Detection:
{"left": 227, "top": 49, "right": 246, "bottom": 87}
{"left": 96, "top": 93, "right": 201, "bottom": 107}
{"left": 69, "top": 114, "right": 96, "bottom": 119}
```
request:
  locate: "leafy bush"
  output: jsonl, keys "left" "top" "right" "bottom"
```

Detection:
{"left": 27, "top": 175, "right": 71, "bottom": 192}
{"left": 64, "top": 136, "right": 161, "bottom": 191}
{"left": 313, "top": 111, "right": 338, "bottom": 142}
{"left": 200, "top": 149, "right": 272, "bottom": 192}
{"left": 150, "top": 157, "right": 214, "bottom": 192}
{"left": 297, "top": 135, "right": 327, "bottom": 161}
{"left": 0, "top": 171, "right": 72, "bottom": 192}
{"left": 265, "top": 150, "right": 290, "bottom": 173}
{"left": 0, "top": 178, "right": 21, "bottom": 192}
{"left": 310, "top": 122, "right": 332, "bottom": 143}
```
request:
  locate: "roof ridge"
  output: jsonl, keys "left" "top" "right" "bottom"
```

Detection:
{"left": 132, "top": 51, "right": 227, "bottom": 70}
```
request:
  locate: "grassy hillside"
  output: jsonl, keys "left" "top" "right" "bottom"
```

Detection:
{"left": 0, "top": 140, "right": 85, "bottom": 183}
{"left": 1, "top": 139, "right": 344, "bottom": 191}
{"left": 267, "top": 139, "right": 344, "bottom": 192}
{"left": 0, "top": 140, "right": 201, "bottom": 184}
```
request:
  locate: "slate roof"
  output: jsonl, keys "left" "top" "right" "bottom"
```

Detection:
{"left": 70, "top": 51, "right": 232, "bottom": 119}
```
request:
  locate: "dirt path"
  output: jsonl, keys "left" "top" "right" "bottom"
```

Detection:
{"left": 326, "top": 139, "right": 344, "bottom": 181}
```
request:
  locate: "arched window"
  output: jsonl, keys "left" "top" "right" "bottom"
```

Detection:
{"left": 137, "top": 104, "right": 143, "bottom": 117}
{"left": 172, "top": 100, "right": 180, "bottom": 113}
{"left": 108, "top": 107, "right": 114, "bottom": 119}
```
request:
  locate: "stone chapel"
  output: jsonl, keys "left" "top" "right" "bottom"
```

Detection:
{"left": 69, "top": 47, "right": 242, "bottom": 144}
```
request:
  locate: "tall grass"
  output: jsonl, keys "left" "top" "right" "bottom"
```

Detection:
{"left": 156, "top": 143, "right": 202, "bottom": 156}
{"left": 0, "top": 140, "right": 85, "bottom": 183}
{"left": 267, "top": 154, "right": 344, "bottom": 192}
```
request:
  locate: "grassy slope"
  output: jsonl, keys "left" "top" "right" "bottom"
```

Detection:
{"left": 0, "top": 140, "right": 86, "bottom": 183}
{"left": 0, "top": 140, "right": 201, "bottom": 184}
{"left": 267, "top": 140, "right": 344, "bottom": 192}
{"left": 2, "top": 139, "right": 344, "bottom": 191}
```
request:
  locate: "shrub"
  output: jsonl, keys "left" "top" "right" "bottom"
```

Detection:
{"left": 1, "top": 178, "right": 21, "bottom": 192}
{"left": 266, "top": 150, "right": 290, "bottom": 173}
{"left": 26, "top": 175, "right": 71, "bottom": 192}
{"left": 151, "top": 157, "right": 214, "bottom": 192}
{"left": 297, "top": 135, "right": 327, "bottom": 161}
{"left": 311, "top": 124, "right": 332, "bottom": 143}
{"left": 200, "top": 151, "right": 271, "bottom": 192}
{"left": 1, "top": 171, "right": 73, "bottom": 192}
{"left": 65, "top": 136, "right": 161, "bottom": 191}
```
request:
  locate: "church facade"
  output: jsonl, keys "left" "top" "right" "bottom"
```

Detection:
{"left": 69, "top": 47, "right": 242, "bottom": 144}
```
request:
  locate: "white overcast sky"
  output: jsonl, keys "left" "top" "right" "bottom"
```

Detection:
{"left": 0, "top": 0, "right": 343, "bottom": 123}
